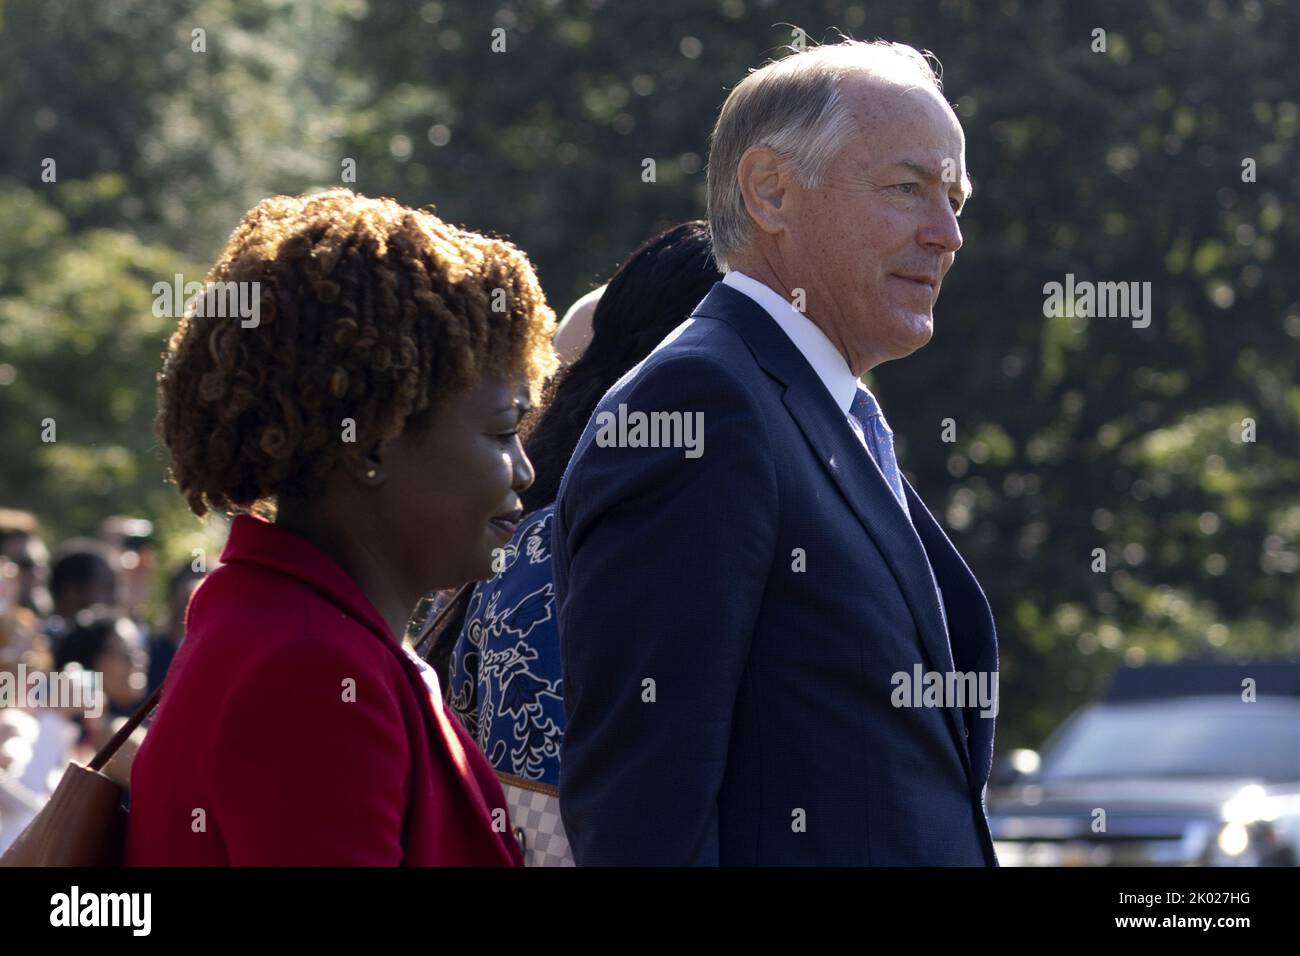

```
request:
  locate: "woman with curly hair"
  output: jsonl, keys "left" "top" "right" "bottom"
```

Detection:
{"left": 125, "top": 189, "right": 555, "bottom": 865}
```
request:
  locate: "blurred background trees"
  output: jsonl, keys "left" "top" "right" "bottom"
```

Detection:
{"left": 1, "top": 0, "right": 1296, "bottom": 746}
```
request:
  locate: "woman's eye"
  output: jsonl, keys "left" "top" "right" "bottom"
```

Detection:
{"left": 494, "top": 431, "right": 518, "bottom": 444}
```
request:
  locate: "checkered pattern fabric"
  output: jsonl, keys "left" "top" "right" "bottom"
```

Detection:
{"left": 500, "top": 778, "right": 574, "bottom": 867}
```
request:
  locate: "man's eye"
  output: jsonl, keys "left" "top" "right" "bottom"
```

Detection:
{"left": 896, "top": 183, "right": 919, "bottom": 195}
{"left": 950, "top": 197, "right": 962, "bottom": 214}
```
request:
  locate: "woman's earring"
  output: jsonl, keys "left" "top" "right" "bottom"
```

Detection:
{"left": 366, "top": 468, "right": 377, "bottom": 479}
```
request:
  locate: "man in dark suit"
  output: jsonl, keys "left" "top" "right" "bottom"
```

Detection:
{"left": 553, "top": 39, "right": 999, "bottom": 865}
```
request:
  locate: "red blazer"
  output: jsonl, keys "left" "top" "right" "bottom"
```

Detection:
{"left": 126, "top": 514, "right": 523, "bottom": 866}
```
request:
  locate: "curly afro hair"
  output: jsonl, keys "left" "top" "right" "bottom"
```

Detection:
{"left": 156, "top": 188, "right": 557, "bottom": 518}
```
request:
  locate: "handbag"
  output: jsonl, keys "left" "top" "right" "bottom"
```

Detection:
{"left": 0, "top": 684, "right": 162, "bottom": 867}
{"left": 497, "top": 771, "right": 574, "bottom": 867}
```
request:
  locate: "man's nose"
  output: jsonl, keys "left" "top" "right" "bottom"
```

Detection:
{"left": 921, "top": 202, "right": 963, "bottom": 255}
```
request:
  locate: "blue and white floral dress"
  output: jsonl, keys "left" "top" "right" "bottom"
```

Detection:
{"left": 447, "top": 504, "right": 572, "bottom": 865}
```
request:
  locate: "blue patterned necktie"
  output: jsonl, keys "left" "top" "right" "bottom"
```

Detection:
{"left": 849, "top": 386, "right": 908, "bottom": 513}
{"left": 849, "top": 385, "right": 952, "bottom": 641}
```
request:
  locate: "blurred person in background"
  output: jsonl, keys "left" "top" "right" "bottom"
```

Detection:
{"left": 1, "top": 555, "right": 53, "bottom": 684}
{"left": 98, "top": 516, "right": 158, "bottom": 626}
{"left": 145, "top": 562, "right": 207, "bottom": 695}
{"left": 0, "top": 510, "right": 52, "bottom": 618}
{"left": 54, "top": 611, "right": 147, "bottom": 727}
{"left": 551, "top": 283, "right": 605, "bottom": 365}
{"left": 127, "top": 188, "right": 555, "bottom": 866}
{"left": 0, "top": 566, "right": 76, "bottom": 853}
{"left": 45, "top": 539, "right": 119, "bottom": 648}
{"left": 422, "top": 221, "right": 720, "bottom": 863}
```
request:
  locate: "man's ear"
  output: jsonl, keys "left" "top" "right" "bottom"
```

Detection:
{"left": 736, "top": 145, "right": 791, "bottom": 237}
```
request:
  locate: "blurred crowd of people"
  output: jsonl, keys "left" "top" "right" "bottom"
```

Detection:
{"left": 0, "top": 508, "right": 205, "bottom": 852}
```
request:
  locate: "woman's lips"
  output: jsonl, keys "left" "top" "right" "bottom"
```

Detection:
{"left": 489, "top": 517, "right": 519, "bottom": 541}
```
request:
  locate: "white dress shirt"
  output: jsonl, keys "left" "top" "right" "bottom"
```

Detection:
{"left": 721, "top": 272, "right": 902, "bottom": 501}
{"left": 402, "top": 643, "right": 443, "bottom": 713}
{"left": 722, "top": 271, "right": 860, "bottom": 412}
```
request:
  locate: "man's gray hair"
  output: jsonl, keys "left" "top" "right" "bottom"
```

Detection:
{"left": 706, "top": 39, "right": 944, "bottom": 272}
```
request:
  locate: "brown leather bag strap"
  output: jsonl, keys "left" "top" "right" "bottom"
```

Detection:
{"left": 87, "top": 683, "right": 163, "bottom": 772}
{"left": 410, "top": 583, "right": 473, "bottom": 661}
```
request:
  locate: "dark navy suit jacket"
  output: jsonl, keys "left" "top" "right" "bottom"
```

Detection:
{"left": 553, "top": 282, "right": 1000, "bottom": 865}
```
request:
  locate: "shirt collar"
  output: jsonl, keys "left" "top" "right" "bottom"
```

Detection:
{"left": 402, "top": 644, "right": 444, "bottom": 712}
{"left": 219, "top": 513, "right": 395, "bottom": 643}
{"left": 721, "top": 271, "right": 860, "bottom": 414}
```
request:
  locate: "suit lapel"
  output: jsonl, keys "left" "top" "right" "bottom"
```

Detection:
{"left": 779, "top": 384, "right": 959, "bottom": 680}
{"left": 903, "top": 479, "right": 999, "bottom": 788}
{"left": 781, "top": 385, "right": 973, "bottom": 776}
{"left": 697, "top": 283, "right": 975, "bottom": 784}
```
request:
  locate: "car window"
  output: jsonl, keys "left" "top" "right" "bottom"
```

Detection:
{"left": 1039, "top": 697, "right": 1300, "bottom": 782}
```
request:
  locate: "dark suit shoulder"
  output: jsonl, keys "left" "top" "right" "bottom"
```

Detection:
{"left": 604, "top": 316, "right": 768, "bottom": 412}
